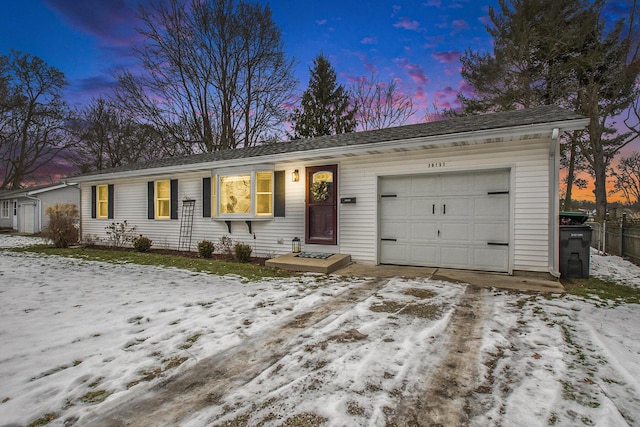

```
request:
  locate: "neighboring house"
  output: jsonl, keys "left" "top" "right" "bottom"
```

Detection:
{"left": 0, "top": 183, "right": 80, "bottom": 233}
{"left": 70, "top": 106, "right": 589, "bottom": 277}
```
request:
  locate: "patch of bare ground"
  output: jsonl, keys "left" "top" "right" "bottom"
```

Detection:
{"left": 388, "top": 285, "right": 486, "bottom": 426}
{"left": 81, "top": 278, "right": 389, "bottom": 427}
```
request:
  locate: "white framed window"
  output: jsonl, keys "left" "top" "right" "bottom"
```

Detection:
{"left": 155, "top": 180, "right": 171, "bottom": 219}
{"left": 214, "top": 170, "right": 274, "bottom": 219}
{"left": 1, "top": 200, "right": 9, "bottom": 218}
{"left": 97, "top": 185, "right": 108, "bottom": 219}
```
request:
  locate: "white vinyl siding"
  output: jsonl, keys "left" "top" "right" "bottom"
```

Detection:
{"left": 79, "top": 137, "right": 554, "bottom": 273}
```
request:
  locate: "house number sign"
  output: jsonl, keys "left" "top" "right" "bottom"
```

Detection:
{"left": 427, "top": 162, "right": 445, "bottom": 168}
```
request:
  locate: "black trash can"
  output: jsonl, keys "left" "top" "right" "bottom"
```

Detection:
{"left": 559, "top": 225, "right": 592, "bottom": 279}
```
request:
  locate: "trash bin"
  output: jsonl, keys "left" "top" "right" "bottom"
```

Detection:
{"left": 559, "top": 225, "right": 592, "bottom": 279}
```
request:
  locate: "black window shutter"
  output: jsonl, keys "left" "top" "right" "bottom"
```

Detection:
{"left": 147, "top": 181, "right": 154, "bottom": 219}
{"left": 91, "top": 185, "right": 97, "bottom": 219}
{"left": 274, "top": 170, "right": 285, "bottom": 217}
{"left": 202, "top": 177, "right": 211, "bottom": 218}
{"left": 107, "top": 184, "right": 114, "bottom": 219}
{"left": 170, "top": 179, "right": 178, "bottom": 220}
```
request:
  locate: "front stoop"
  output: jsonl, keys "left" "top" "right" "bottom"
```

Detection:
{"left": 265, "top": 253, "right": 352, "bottom": 274}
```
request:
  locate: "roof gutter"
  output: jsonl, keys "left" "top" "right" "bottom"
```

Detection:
{"left": 72, "top": 117, "right": 590, "bottom": 183}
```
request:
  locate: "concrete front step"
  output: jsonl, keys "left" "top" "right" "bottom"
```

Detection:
{"left": 265, "top": 252, "right": 351, "bottom": 274}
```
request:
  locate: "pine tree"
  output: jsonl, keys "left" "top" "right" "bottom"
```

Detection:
{"left": 458, "top": 0, "right": 640, "bottom": 221}
{"left": 290, "top": 54, "right": 356, "bottom": 138}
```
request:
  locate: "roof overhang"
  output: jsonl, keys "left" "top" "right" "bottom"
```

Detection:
{"left": 72, "top": 116, "right": 589, "bottom": 183}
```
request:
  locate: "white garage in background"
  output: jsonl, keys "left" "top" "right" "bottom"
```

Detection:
{"left": 379, "top": 169, "right": 510, "bottom": 272}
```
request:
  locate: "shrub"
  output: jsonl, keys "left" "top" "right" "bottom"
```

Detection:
{"left": 234, "top": 242, "right": 252, "bottom": 263}
{"left": 133, "top": 235, "right": 153, "bottom": 252}
{"left": 43, "top": 203, "right": 79, "bottom": 248}
{"left": 198, "top": 240, "right": 215, "bottom": 258}
{"left": 217, "top": 235, "right": 234, "bottom": 256}
{"left": 105, "top": 220, "right": 137, "bottom": 248}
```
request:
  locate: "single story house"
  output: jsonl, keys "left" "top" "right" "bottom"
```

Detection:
{"left": 70, "top": 105, "right": 589, "bottom": 277}
{"left": 0, "top": 183, "right": 80, "bottom": 233}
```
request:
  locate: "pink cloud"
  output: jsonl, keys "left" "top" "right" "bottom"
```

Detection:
{"left": 316, "top": 19, "right": 327, "bottom": 25}
{"left": 394, "top": 18, "right": 421, "bottom": 31}
{"left": 478, "top": 15, "right": 491, "bottom": 25}
{"left": 361, "top": 36, "right": 377, "bottom": 45}
{"left": 452, "top": 19, "right": 469, "bottom": 32}
{"left": 425, "top": 0, "right": 441, "bottom": 7}
{"left": 432, "top": 50, "right": 461, "bottom": 64}
{"left": 458, "top": 80, "right": 474, "bottom": 97}
{"left": 395, "top": 58, "right": 429, "bottom": 85}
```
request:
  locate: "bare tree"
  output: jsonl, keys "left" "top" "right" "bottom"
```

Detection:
{"left": 117, "top": 0, "right": 296, "bottom": 154}
{"left": 0, "top": 50, "right": 72, "bottom": 189}
{"left": 612, "top": 151, "right": 640, "bottom": 204}
{"left": 70, "top": 98, "right": 166, "bottom": 173}
{"left": 352, "top": 73, "right": 416, "bottom": 130}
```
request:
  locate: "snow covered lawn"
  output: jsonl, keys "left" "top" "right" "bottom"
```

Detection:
{"left": 1, "top": 235, "right": 639, "bottom": 426}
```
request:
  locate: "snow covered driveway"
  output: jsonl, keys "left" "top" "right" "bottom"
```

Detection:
{"left": 1, "top": 235, "right": 639, "bottom": 426}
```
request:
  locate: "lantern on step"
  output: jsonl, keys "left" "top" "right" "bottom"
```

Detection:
{"left": 292, "top": 237, "right": 301, "bottom": 253}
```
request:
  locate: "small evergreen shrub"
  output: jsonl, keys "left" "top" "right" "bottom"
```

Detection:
{"left": 198, "top": 240, "right": 215, "bottom": 258}
{"left": 234, "top": 242, "right": 252, "bottom": 263}
{"left": 43, "top": 203, "right": 79, "bottom": 248}
{"left": 133, "top": 235, "right": 153, "bottom": 252}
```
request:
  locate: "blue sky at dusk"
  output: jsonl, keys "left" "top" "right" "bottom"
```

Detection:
{"left": 1, "top": 0, "right": 638, "bottom": 201}
{"left": 0, "top": 0, "right": 499, "bottom": 116}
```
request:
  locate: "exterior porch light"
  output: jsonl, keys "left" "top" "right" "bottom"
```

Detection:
{"left": 292, "top": 237, "right": 301, "bottom": 253}
{"left": 292, "top": 169, "right": 300, "bottom": 182}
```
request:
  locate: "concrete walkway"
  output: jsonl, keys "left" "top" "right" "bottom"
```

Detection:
{"left": 334, "top": 263, "right": 565, "bottom": 293}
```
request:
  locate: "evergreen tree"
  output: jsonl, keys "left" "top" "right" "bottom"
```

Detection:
{"left": 458, "top": 0, "right": 640, "bottom": 221}
{"left": 290, "top": 54, "right": 356, "bottom": 138}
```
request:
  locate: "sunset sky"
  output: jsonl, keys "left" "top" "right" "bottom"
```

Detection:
{"left": 0, "top": 0, "right": 637, "bottom": 201}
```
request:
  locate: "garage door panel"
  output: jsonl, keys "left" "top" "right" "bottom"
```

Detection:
{"left": 474, "top": 246, "right": 509, "bottom": 271}
{"left": 380, "top": 198, "right": 407, "bottom": 217}
{"left": 410, "top": 175, "right": 439, "bottom": 195}
{"left": 440, "top": 198, "right": 471, "bottom": 218}
{"left": 474, "top": 222, "right": 509, "bottom": 242}
{"left": 443, "top": 174, "right": 473, "bottom": 194}
{"left": 379, "top": 170, "right": 510, "bottom": 272}
{"left": 410, "top": 199, "right": 437, "bottom": 216}
{"left": 410, "top": 222, "right": 438, "bottom": 241}
{"left": 441, "top": 222, "right": 471, "bottom": 242}
{"left": 380, "top": 242, "right": 408, "bottom": 264}
{"left": 380, "top": 221, "right": 407, "bottom": 239}
{"left": 475, "top": 196, "right": 509, "bottom": 218}
{"left": 474, "top": 170, "right": 510, "bottom": 192}
{"left": 409, "top": 245, "right": 438, "bottom": 264}
{"left": 441, "top": 246, "right": 471, "bottom": 268}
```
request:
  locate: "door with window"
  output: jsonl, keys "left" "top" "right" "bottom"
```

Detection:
{"left": 306, "top": 165, "right": 337, "bottom": 245}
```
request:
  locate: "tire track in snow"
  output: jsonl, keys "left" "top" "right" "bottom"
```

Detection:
{"left": 82, "top": 277, "right": 390, "bottom": 427}
{"left": 390, "top": 284, "right": 486, "bottom": 426}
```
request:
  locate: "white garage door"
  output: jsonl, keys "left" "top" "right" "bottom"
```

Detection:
{"left": 379, "top": 169, "right": 510, "bottom": 272}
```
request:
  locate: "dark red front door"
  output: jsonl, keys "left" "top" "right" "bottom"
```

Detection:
{"left": 306, "top": 165, "right": 337, "bottom": 245}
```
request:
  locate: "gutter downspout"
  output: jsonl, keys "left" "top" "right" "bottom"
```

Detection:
{"left": 549, "top": 128, "right": 561, "bottom": 278}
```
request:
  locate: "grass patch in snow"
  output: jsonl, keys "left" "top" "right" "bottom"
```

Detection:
{"left": 11, "top": 245, "right": 296, "bottom": 281}
{"left": 369, "top": 300, "right": 442, "bottom": 319}
{"left": 26, "top": 412, "right": 58, "bottom": 427}
{"left": 562, "top": 277, "right": 640, "bottom": 305}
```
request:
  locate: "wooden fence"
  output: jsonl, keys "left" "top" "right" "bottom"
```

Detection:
{"left": 589, "top": 219, "right": 640, "bottom": 266}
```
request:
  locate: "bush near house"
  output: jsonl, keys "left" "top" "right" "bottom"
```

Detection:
{"left": 234, "top": 242, "right": 252, "bottom": 263}
{"left": 197, "top": 240, "right": 215, "bottom": 258}
{"left": 43, "top": 203, "right": 79, "bottom": 248}
{"left": 133, "top": 235, "right": 153, "bottom": 252}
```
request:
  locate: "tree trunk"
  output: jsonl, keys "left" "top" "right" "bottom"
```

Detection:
{"left": 563, "top": 141, "right": 577, "bottom": 211}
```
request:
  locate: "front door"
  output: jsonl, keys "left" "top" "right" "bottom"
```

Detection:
{"left": 306, "top": 165, "right": 337, "bottom": 245}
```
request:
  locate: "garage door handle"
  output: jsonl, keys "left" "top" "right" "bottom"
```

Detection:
{"left": 443, "top": 204, "right": 446, "bottom": 214}
{"left": 381, "top": 238, "right": 397, "bottom": 242}
{"left": 488, "top": 191, "right": 509, "bottom": 195}
{"left": 487, "top": 242, "right": 509, "bottom": 246}
{"left": 432, "top": 204, "right": 435, "bottom": 214}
